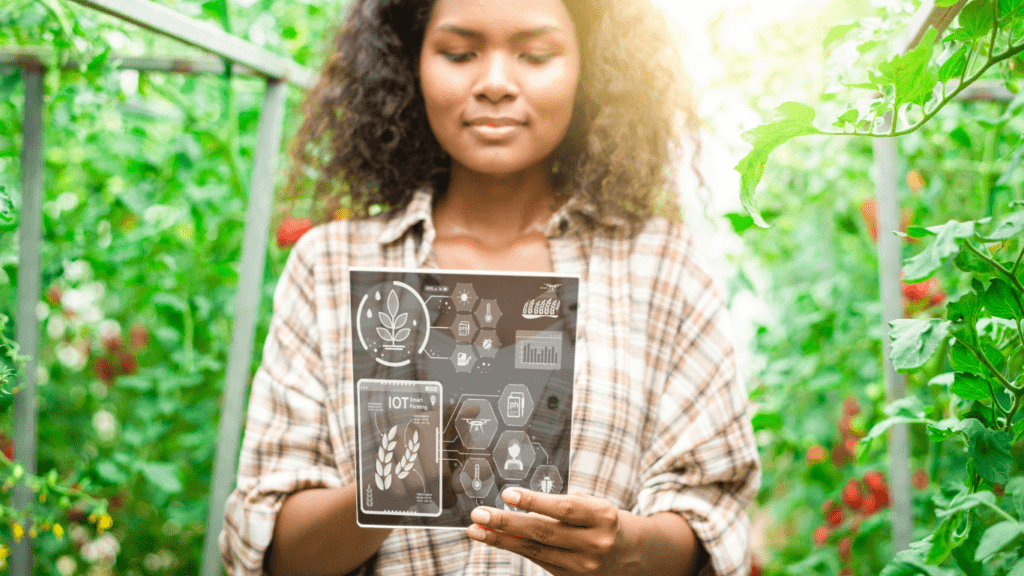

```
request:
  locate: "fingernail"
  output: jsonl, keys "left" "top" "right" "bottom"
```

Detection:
{"left": 471, "top": 508, "right": 491, "bottom": 524}
{"left": 466, "top": 524, "right": 486, "bottom": 541}
{"left": 503, "top": 488, "right": 521, "bottom": 505}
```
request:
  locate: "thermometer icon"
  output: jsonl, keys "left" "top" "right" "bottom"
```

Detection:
{"left": 472, "top": 464, "right": 482, "bottom": 491}
{"left": 484, "top": 303, "right": 493, "bottom": 323}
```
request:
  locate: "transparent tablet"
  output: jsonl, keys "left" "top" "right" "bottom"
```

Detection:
{"left": 349, "top": 267, "right": 578, "bottom": 529}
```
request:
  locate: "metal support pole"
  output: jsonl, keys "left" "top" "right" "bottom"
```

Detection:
{"left": 872, "top": 131, "right": 913, "bottom": 554}
{"left": 201, "top": 78, "right": 287, "bottom": 576}
{"left": 12, "top": 64, "right": 44, "bottom": 576}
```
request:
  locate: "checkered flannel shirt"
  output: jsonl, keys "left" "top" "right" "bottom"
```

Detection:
{"left": 219, "top": 189, "right": 761, "bottom": 576}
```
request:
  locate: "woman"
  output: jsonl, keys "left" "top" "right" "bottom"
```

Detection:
{"left": 220, "top": 0, "right": 760, "bottom": 574}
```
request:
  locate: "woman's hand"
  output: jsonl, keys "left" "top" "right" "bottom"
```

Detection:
{"left": 466, "top": 488, "right": 644, "bottom": 576}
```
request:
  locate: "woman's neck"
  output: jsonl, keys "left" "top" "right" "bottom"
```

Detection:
{"left": 434, "top": 162, "right": 559, "bottom": 240}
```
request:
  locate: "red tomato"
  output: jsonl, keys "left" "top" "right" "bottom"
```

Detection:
{"left": 807, "top": 444, "right": 828, "bottom": 465}
{"left": 843, "top": 479, "right": 862, "bottom": 509}
{"left": 813, "top": 526, "right": 830, "bottom": 547}
{"left": 276, "top": 217, "right": 313, "bottom": 248}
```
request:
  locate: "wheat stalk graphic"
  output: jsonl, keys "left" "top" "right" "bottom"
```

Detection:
{"left": 396, "top": 430, "right": 420, "bottom": 479}
{"left": 374, "top": 426, "right": 398, "bottom": 491}
{"left": 377, "top": 290, "right": 411, "bottom": 347}
{"left": 365, "top": 482, "right": 373, "bottom": 507}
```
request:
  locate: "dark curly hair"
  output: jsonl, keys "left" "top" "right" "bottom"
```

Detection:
{"left": 281, "top": 0, "right": 704, "bottom": 231}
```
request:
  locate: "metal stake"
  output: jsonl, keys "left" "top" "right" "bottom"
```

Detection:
{"left": 200, "top": 78, "right": 287, "bottom": 576}
{"left": 12, "top": 64, "right": 44, "bottom": 576}
{"left": 872, "top": 130, "right": 913, "bottom": 554}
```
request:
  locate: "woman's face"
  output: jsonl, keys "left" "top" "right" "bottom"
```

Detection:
{"left": 418, "top": 0, "right": 580, "bottom": 178}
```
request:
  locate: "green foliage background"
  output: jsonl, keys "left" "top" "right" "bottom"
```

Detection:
{"left": 1, "top": 0, "right": 345, "bottom": 573}
{"left": 1, "top": 0, "right": 1023, "bottom": 574}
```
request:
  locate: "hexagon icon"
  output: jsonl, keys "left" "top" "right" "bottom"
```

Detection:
{"left": 529, "top": 465, "right": 563, "bottom": 495}
{"left": 475, "top": 299, "right": 501, "bottom": 329}
{"left": 475, "top": 329, "right": 500, "bottom": 358}
{"left": 459, "top": 457, "right": 494, "bottom": 499}
{"left": 492, "top": 431, "right": 536, "bottom": 481}
{"left": 455, "top": 398, "right": 498, "bottom": 449}
{"left": 450, "top": 344, "right": 477, "bottom": 373}
{"left": 498, "top": 383, "right": 534, "bottom": 427}
{"left": 452, "top": 283, "right": 478, "bottom": 313}
{"left": 495, "top": 484, "right": 524, "bottom": 513}
{"left": 451, "top": 314, "right": 477, "bottom": 344}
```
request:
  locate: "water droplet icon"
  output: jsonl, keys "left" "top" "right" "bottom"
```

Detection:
{"left": 366, "top": 310, "right": 372, "bottom": 319}
{"left": 375, "top": 291, "right": 381, "bottom": 301}
{"left": 413, "top": 319, "right": 417, "bottom": 326}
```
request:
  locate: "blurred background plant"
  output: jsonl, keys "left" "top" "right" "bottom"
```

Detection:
{"left": 2, "top": 0, "right": 1023, "bottom": 574}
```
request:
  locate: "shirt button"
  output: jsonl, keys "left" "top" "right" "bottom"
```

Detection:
{"left": 558, "top": 219, "right": 568, "bottom": 233}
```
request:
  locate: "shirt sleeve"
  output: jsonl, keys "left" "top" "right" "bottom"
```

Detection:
{"left": 630, "top": 235, "right": 761, "bottom": 576}
{"left": 219, "top": 229, "right": 350, "bottom": 576}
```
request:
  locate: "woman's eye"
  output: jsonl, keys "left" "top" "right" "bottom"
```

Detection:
{"left": 520, "top": 53, "right": 554, "bottom": 64}
{"left": 443, "top": 52, "right": 475, "bottom": 63}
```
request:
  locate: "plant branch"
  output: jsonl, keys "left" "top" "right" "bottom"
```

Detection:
{"left": 966, "top": 241, "right": 1024, "bottom": 297}
{"left": 819, "top": 40, "right": 1024, "bottom": 139}
{"left": 1012, "top": 243, "right": 1024, "bottom": 275}
{"left": 953, "top": 334, "right": 1021, "bottom": 395}
{"left": 978, "top": 495, "right": 1020, "bottom": 523}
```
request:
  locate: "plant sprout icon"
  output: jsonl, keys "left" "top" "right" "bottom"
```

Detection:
{"left": 377, "top": 290, "right": 411, "bottom": 350}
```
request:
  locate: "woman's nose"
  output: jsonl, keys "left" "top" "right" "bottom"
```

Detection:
{"left": 475, "top": 53, "right": 518, "bottom": 104}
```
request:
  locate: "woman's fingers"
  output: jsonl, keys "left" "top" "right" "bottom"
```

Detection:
{"left": 501, "top": 488, "right": 617, "bottom": 528}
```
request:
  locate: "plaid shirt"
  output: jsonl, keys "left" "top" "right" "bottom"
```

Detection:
{"left": 220, "top": 189, "right": 760, "bottom": 576}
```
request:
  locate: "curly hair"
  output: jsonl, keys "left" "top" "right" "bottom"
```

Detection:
{"left": 281, "top": 0, "right": 703, "bottom": 231}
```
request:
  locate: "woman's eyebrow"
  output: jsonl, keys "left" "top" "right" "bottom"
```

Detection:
{"left": 434, "top": 24, "right": 564, "bottom": 42}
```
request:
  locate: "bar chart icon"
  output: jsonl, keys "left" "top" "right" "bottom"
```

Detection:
{"left": 515, "top": 331, "right": 563, "bottom": 370}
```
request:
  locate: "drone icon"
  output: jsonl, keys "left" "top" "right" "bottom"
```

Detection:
{"left": 463, "top": 418, "right": 491, "bottom": 433}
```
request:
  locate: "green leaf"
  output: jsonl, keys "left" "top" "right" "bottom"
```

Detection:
{"left": 876, "top": 28, "right": 938, "bottom": 109}
{"left": 724, "top": 212, "right": 755, "bottom": 234}
{"left": 0, "top": 187, "right": 12, "bottom": 222}
{"left": 981, "top": 210, "right": 1024, "bottom": 241}
{"left": 951, "top": 372, "right": 993, "bottom": 400}
{"left": 975, "top": 521, "right": 1024, "bottom": 561}
{"left": 1002, "top": 0, "right": 1024, "bottom": 16}
{"left": 950, "top": 126, "right": 973, "bottom": 148}
{"left": 928, "top": 512, "right": 968, "bottom": 564}
{"left": 881, "top": 544, "right": 952, "bottom": 576}
{"left": 1007, "top": 477, "right": 1024, "bottom": 516}
{"left": 948, "top": 291, "right": 983, "bottom": 328}
{"left": 751, "top": 411, "right": 782, "bottom": 431}
{"left": 96, "top": 461, "right": 128, "bottom": 484}
{"left": 735, "top": 102, "right": 822, "bottom": 228}
{"left": 824, "top": 22, "right": 860, "bottom": 49}
{"left": 966, "top": 426, "right": 1013, "bottom": 484}
{"left": 890, "top": 319, "right": 951, "bottom": 370}
{"left": 951, "top": 340, "right": 986, "bottom": 375}
{"left": 136, "top": 461, "right": 183, "bottom": 494}
{"left": 935, "top": 487, "right": 996, "bottom": 518}
{"left": 938, "top": 46, "right": 969, "bottom": 83}
{"left": 832, "top": 109, "right": 859, "bottom": 128}
{"left": 1009, "top": 557, "right": 1024, "bottom": 576}
{"left": 981, "top": 278, "right": 1022, "bottom": 320}
{"left": 959, "top": 0, "right": 996, "bottom": 38}
{"left": 903, "top": 220, "right": 977, "bottom": 282}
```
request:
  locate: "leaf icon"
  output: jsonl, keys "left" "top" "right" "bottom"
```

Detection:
{"left": 383, "top": 462, "right": 392, "bottom": 477}
{"left": 394, "top": 313, "right": 408, "bottom": 329}
{"left": 376, "top": 327, "right": 392, "bottom": 341}
{"left": 375, "top": 474, "right": 384, "bottom": 490}
{"left": 394, "top": 328, "right": 411, "bottom": 343}
{"left": 387, "top": 290, "right": 399, "bottom": 317}
{"left": 379, "top": 311, "right": 393, "bottom": 329}
{"left": 375, "top": 460, "right": 383, "bottom": 476}
{"left": 378, "top": 446, "right": 385, "bottom": 460}
{"left": 385, "top": 451, "right": 393, "bottom": 463}
{"left": 388, "top": 426, "right": 397, "bottom": 441}
{"left": 413, "top": 430, "right": 419, "bottom": 444}
{"left": 384, "top": 476, "right": 392, "bottom": 490}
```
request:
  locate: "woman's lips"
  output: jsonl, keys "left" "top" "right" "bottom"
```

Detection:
{"left": 465, "top": 117, "right": 525, "bottom": 139}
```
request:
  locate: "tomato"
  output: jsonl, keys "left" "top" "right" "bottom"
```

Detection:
{"left": 276, "top": 217, "right": 313, "bottom": 248}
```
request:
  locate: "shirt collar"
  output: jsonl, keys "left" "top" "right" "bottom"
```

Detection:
{"left": 376, "top": 186, "right": 630, "bottom": 248}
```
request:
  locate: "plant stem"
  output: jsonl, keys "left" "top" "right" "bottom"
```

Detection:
{"left": 820, "top": 40, "right": 1024, "bottom": 139}
{"left": 966, "top": 241, "right": 1024, "bottom": 297}
{"left": 1011, "top": 243, "right": 1024, "bottom": 275}
{"left": 954, "top": 334, "right": 1021, "bottom": 394}
{"left": 978, "top": 495, "right": 1020, "bottom": 523}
